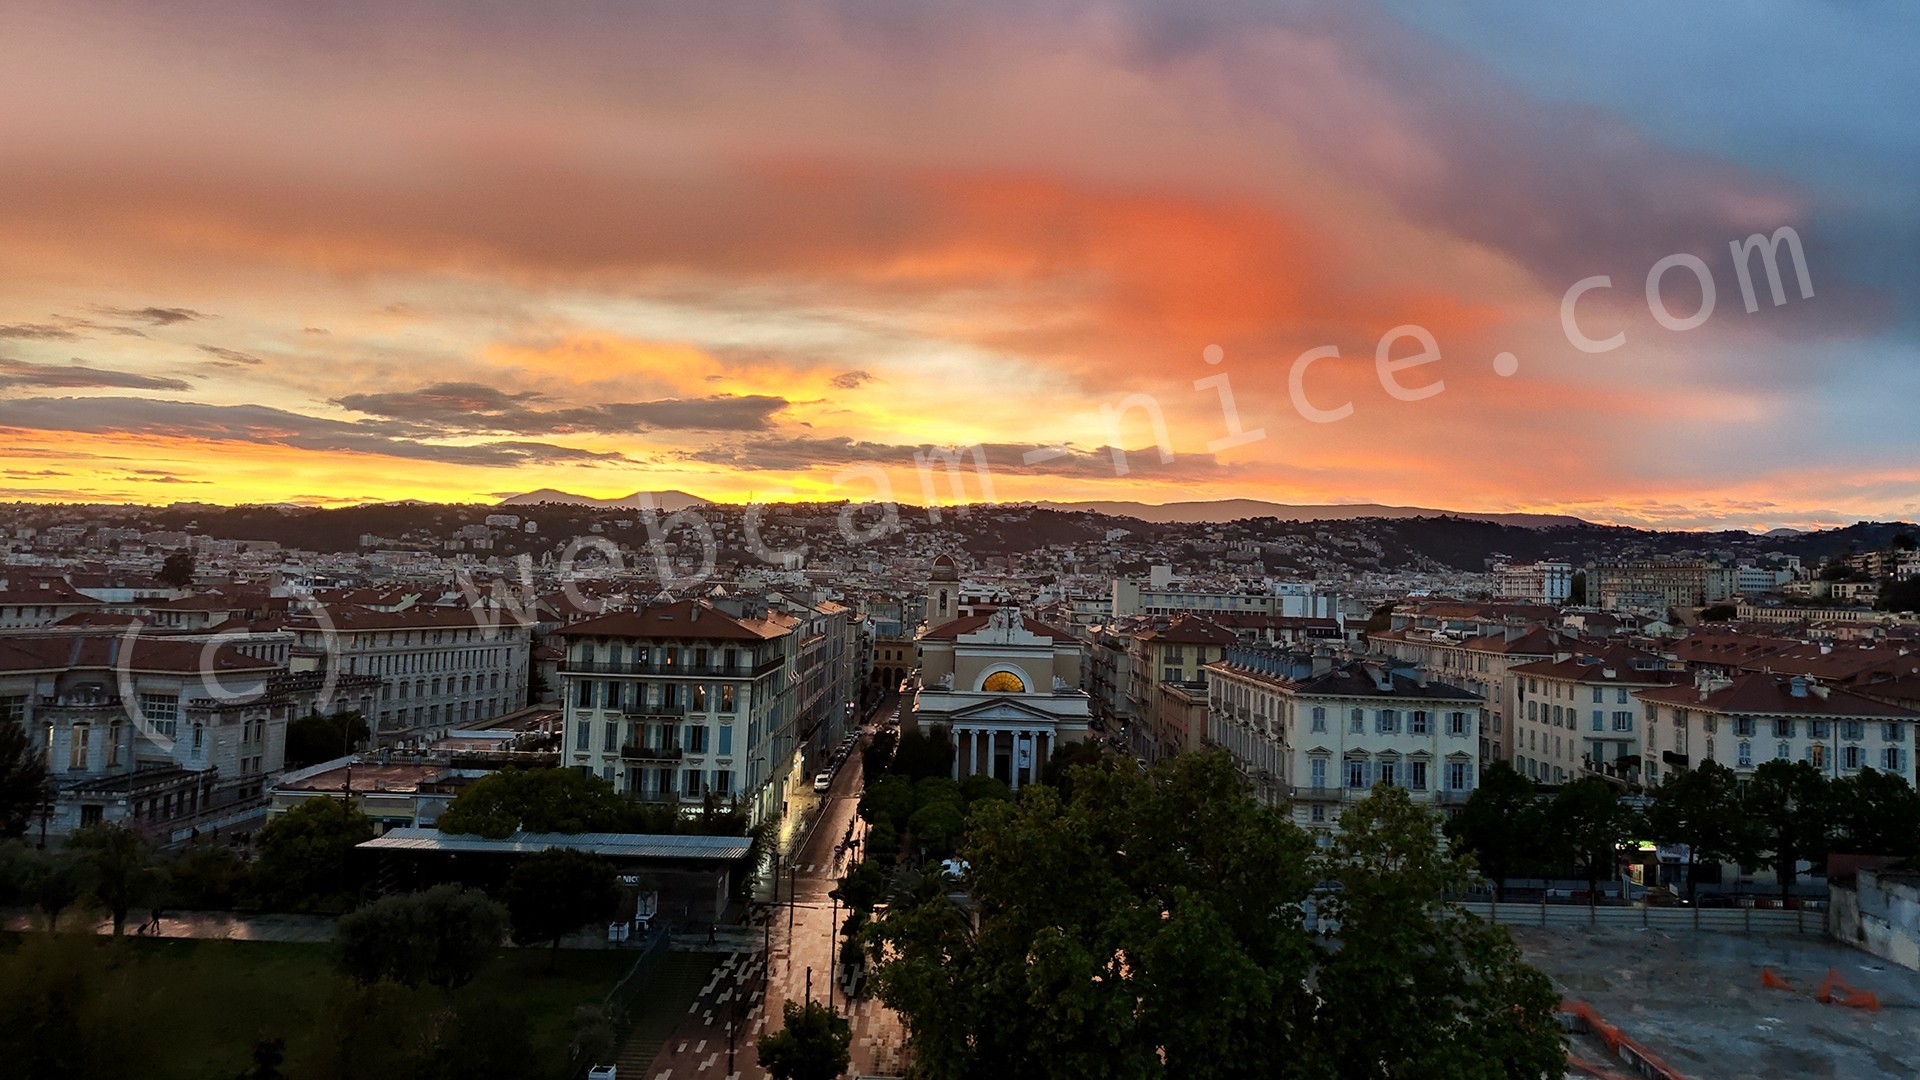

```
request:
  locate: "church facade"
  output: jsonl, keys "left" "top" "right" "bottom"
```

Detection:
{"left": 910, "top": 599, "right": 1092, "bottom": 790}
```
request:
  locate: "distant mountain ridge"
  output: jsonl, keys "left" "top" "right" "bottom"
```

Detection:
{"left": 496, "top": 488, "right": 710, "bottom": 511}
{"left": 1032, "top": 498, "right": 1588, "bottom": 528}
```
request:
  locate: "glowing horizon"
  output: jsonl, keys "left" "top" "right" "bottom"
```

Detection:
{"left": 3, "top": 2, "right": 1916, "bottom": 532}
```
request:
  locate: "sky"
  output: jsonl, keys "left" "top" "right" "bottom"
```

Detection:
{"left": 1, "top": 0, "right": 1915, "bottom": 530}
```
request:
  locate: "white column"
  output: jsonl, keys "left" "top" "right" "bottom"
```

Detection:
{"left": 951, "top": 727, "right": 963, "bottom": 780}
{"left": 1012, "top": 729, "right": 1027, "bottom": 792}
{"left": 971, "top": 728, "right": 982, "bottom": 779}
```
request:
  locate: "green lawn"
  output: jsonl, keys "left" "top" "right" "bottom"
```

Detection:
{"left": 0, "top": 934, "right": 659, "bottom": 1080}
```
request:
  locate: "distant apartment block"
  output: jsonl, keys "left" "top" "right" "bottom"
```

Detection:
{"left": 1491, "top": 561, "right": 1574, "bottom": 604}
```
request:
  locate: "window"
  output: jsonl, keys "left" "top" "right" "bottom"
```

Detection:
{"left": 1773, "top": 718, "right": 1796, "bottom": 739}
{"left": 1310, "top": 757, "right": 1327, "bottom": 789}
{"left": 1378, "top": 760, "right": 1398, "bottom": 787}
{"left": 1842, "top": 721, "right": 1865, "bottom": 741}
{"left": 1448, "top": 711, "right": 1469, "bottom": 736}
{"left": 575, "top": 719, "right": 590, "bottom": 752}
{"left": 1809, "top": 744, "right": 1826, "bottom": 768}
{"left": 603, "top": 720, "right": 619, "bottom": 753}
{"left": 1734, "top": 716, "right": 1756, "bottom": 737}
{"left": 1311, "top": 707, "right": 1327, "bottom": 733}
{"left": 1350, "top": 709, "right": 1364, "bottom": 734}
{"left": 1446, "top": 761, "right": 1470, "bottom": 791}
{"left": 1612, "top": 711, "right": 1633, "bottom": 732}
{"left": 1776, "top": 741, "right": 1791, "bottom": 761}
{"left": 69, "top": 724, "right": 90, "bottom": 770}
{"left": 1885, "top": 747, "right": 1905, "bottom": 773}
{"left": 1164, "top": 668, "right": 1184, "bottom": 684}
{"left": 1738, "top": 741, "right": 1753, "bottom": 767}
{"left": 712, "top": 770, "right": 733, "bottom": 796}
{"left": 1527, "top": 701, "right": 1538, "bottom": 722}
{"left": 1376, "top": 709, "right": 1399, "bottom": 735}
{"left": 575, "top": 680, "right": 594, "bottom": 708}
{"left": 138, "top": 692, "right": 179, "bottom": 737}
{"left": 686, "top": 725, "right": 708, "bottom": 754}
{"left": 692, "top": 684, "right": 709, "bottom": 711}
{"left": 1310, "top": 804, "right": 1326, "bottom": 823}
{"left": 683, "top": 769, "right": 703, "bottom": 797}
{"left": 1592, "top": 687, "right": 1604, "bottom": 704}
{"left": 1345, "top": 759, "right": 1366, "bottom": 789}
{"left": 1843, "top": 744, "right": 1863, "bottom": 770}
{"left": 1591, "top": 710, "right": 1604, "bottom": 732}
{"left": 1885, "top": 723, "right": 1908, "bottom": 743}
{"left": 717, "top": 724, "right": 733, "bottom": 756}
{"left": 1410, "top": 760, "right": 1428, "bottom": 790}
{"left": 1410, "top": 710, "right": 1429, "bottom": 735}
{"left": 721, "top": 685, "right": 736, "bottom": 712}
{"left": 1810, "top": 721, "right": 1831, "bottom": 739}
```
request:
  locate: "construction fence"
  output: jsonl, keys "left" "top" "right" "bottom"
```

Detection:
{"left": 1460, "top": 900, "right": 1826, "bottom": 936}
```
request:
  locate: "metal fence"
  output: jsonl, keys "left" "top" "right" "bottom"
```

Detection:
{"left": 569, "top": 927, "right": 673, "bottom": 1079}
{"left": 1460, "top": 900, "right": 1826, "bottom": 936}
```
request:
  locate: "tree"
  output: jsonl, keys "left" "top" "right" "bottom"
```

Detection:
{"left": 1444, "top": 760, "right": 1541, "bottom": 901}
{"left": 1698, "top": 604, "right": 1738, "bottom": 622}
{"left": 165, "top": 842, "right": 248, "bottom": 909}
{"left": 867, "top": 751, "right": 1564, "bottom": 1078}
{"left": 0, "top": 932, "right": 149, "bottom": 1080}
{"left": 1645, "top": 761, "right": 1749, "bottom": 902}
{"left": 1833, "top": 767, "right": 1920, "bottom": 859}
{"left": 756, "top": 1000, "right": 852, "bottom": 1080}
{"left": 416, "top": 1000, "right": 539, "bottom": 1080}
{"left": 0, "top": 718, "right": 49, "bottom": 839}
{"left": 1569, "top": 570, "right": 1588, "bottom": 606}
{"left": 1363, "top": 601, "right": 1396, "bottom": 633}
{"left": 252, "top": 797, "right": 375, "bottom": 911}
{"left": 890, "top": 726, "right": 955, "bottom": 782}
{"left": 1742, "top": 760, "right": 1835, "bottom": 902}
{"left": 158, "top": 550, "right": 197, "bottom": 588}
{"left": 335, "top": 884, "right": 508, "bottom": 990}
{"left": 284, "top": 710, "right": 371, "bottom": 770}
{"left": 857, "top": 774, "right": 917, "bottom": 833}
{"left": 1547, "top": 778, "right": 1640, "bottom": 907}
{"left": 233, "top": 1037, "right": 287, "bottom": 1080}
{"left": 1878, "top": 578, "right": 1920, "bottom": 614}
{"left": 1315, "top": 786, "right": 1565, "bottom": 1079}
{"left": 68, "top": 822, "right": 155, "bottom": 936}
{"left": 8, "top": 844, "right": 95, "bottom": 930}
{"left": 502, "top": 848, "right": 620, "bottom": 957}
{"left": 436, "top": 767, "right": 628, "bottom": 838}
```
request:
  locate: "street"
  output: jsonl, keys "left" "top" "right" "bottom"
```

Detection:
{"left": 644, "top": 704, "right": 908, "bottom": 1079}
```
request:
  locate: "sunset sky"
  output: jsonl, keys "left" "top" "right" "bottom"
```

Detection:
{"left": 1, "top": 1, "right": 1915, "bottom": 529}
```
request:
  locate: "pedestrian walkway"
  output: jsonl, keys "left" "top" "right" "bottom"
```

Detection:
{"left": 1, "top": 907, "right": 337, "bottom": 942}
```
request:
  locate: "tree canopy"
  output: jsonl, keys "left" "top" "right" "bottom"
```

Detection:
{"left": 755, "top": 1000, "right": 852, "bottom": 1080}
{"left": 284, "top": 710, "right": 371, "bottom": 770}
{"left": 335, "top": 884, "right": 508, "bottom": 991}
{"left": 0, "top": 719, "right": 48, "bottom": 839}
{"left": 1444, "top": 760, "right": 1541, "bottom": 900}
{"left": 253, "top": 797, "right": 375, "bottom": 912}
{"left": 436, "top": 767, "right": 629, "bottom": 838}
{"left": 865, "top": 752, "right": 1563, "bottom": 1079}
{"left": 1644, "top": 761, "right": 1747, "bottom": 902}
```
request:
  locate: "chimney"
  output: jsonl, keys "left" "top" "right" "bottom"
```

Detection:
{"left": 1811, "top": 683, "right": 1830, "bottom": 700}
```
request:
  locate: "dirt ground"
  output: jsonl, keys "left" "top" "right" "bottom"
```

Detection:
{"left": 1509, "top": 925, "right": 1920, "bottom": 1079}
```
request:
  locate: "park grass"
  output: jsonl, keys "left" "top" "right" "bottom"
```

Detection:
{"left": 0, "top": 933, "right": 654, "bottom": 1080}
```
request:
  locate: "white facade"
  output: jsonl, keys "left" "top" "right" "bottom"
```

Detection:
{"left": 1491, "top": 561, "right": 1573, "bottom": 604}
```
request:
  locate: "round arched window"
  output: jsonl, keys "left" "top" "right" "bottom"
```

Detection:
{"left": 983, "top": 671, "right": 1025, "bottom": 693}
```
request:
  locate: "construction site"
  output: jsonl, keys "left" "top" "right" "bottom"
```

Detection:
{"left": 1510, "top": 925, "right": 1920, "bottom": 1079}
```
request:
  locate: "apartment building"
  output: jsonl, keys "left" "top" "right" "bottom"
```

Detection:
{"left": 557, "top": 601, "right": 796, "bottom": 824}
{"left": 1491, "top": 561, "right": 1574, "bottom": 604}
{"left": 1368, "top": 625, "right": 1577, "bottom": 763}
{"left": 1127, "top": 615, "right": 1236, "bottom": 762}
{"left": 1507, "top": 645, "right": 1684, "bottom": 788}
{"left": 1112, "top": 578, "right": 1340, "bottom": 621}
{"left": 911, "top": 605, "right": 1091, "bottom": 790}
{"left": 1636, "top": 672, "right": 1920, "bottom": 788}
{"left": 1586, "top": 561, "right": 1736, "bottom": 613}
{"left": 287, "top": 603, "right": 533, "bottom": 745}
{"left": 1205, "top": 651, "right": 1482, "bottom": 839}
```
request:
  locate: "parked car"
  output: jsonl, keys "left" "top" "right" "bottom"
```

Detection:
{"left": 813, "top": 771, "right": 833, "bottom": 793}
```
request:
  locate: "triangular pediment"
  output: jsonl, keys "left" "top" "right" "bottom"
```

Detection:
{"left": 946, "top": 697, "right": 1065, "bottom": 724}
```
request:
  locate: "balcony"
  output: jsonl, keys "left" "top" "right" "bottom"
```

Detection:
{"left": 562, "top": 660, "right": 753, "bottom": 678}
{"left": 623, "top": 701, "right": 687, "bottom": 718}
{"left": 620, "top": 743, "right": 685, "bottom": 762}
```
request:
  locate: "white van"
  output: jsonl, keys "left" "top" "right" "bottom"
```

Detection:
{"left": 812, "top": 771, "right": 833, "bottom": 793}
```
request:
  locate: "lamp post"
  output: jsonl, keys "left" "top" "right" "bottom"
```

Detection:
{"left": 829, "top": 891, "right": 839, "bottom": 1011}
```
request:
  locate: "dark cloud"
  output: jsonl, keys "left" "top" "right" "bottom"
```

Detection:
{"left": 0, "top": 396, "right": 629, "bottom": 468}
{"left": 680, "top": 435, "right": 1231, "bottom": 481}
{"left": 0, "top": 358, "right": 192, "bottom": 392}
{"left": 333, "top": 382, "right": 788, "bottom": 434}
{"left": 303, "top": 327, "right": 331, "bottom": 335}
{"left": 0, "top": 323, "right": 79, "bottom": 340}
{"left": 829, "top": 370, "right": 876, "bottom": 390}
{"left": 93, "top": 306, "right": 207, "bottom": 326}
{"left": 196, "top": 344, "right": 266, "bottom": 366}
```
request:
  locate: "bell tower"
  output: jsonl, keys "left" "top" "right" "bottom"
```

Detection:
{"left": 926, "top": 552, "right": 959, "bottom": 628}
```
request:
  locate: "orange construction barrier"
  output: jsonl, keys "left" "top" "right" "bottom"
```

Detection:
{"left": 1760, "top": 967, "right": 1795, "bottom": 991}
{"left": 1815, "top": 969, "right": 1881, "bottom": 1011}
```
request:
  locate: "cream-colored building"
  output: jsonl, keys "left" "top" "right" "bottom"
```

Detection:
{"left": 911, "top": 606, "right": 1091, "bottom": 790}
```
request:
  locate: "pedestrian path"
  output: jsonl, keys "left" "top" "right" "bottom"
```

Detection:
{"left": 1, "top": 907, "right": 337, "bottom": 942}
